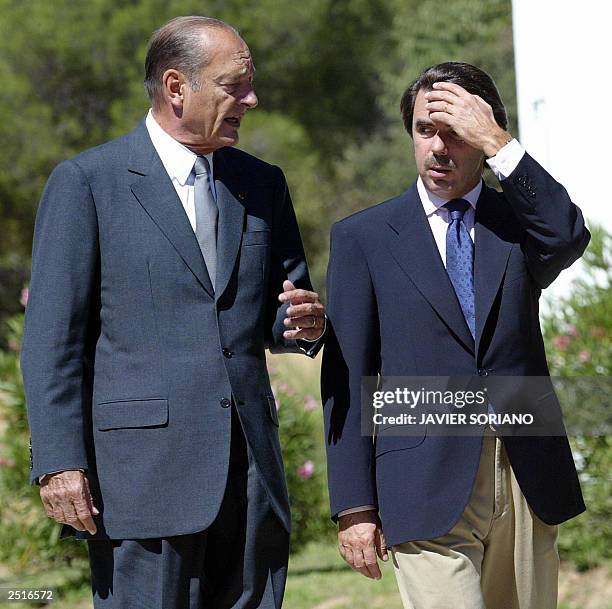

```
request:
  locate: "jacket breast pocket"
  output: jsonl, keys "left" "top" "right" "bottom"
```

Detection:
{"left": 95, "top": 398, "right": 169, "bottom": 431}
{"left": 242, "top": 230, "right": 271, "bottom": 247}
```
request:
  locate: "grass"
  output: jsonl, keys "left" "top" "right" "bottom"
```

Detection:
{"left": 285, "top": 541, "right": 402, "bottom": 609}
{"left": 2, "top": 541, "right": 610, "bottom": 609}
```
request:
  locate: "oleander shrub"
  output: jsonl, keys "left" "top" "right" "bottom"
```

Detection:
{"left": 543, "top": 226, "right": 611, "bottom": 570}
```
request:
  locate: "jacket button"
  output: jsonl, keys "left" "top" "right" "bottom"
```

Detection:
{"left": 478, "top": 368, "right": 489, "bottom": 377}
{"left": 220, "top": 398, "right": 231, "bottom": 408}
{"left": 222, "top": 348, "right": 234, "bottom": 359}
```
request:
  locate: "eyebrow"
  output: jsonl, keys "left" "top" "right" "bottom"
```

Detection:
{"left": 414, "top": 118, "right": 434, "bottom": 129}
{"left": 216, "top": 66, "right": 256, "bottom": 83}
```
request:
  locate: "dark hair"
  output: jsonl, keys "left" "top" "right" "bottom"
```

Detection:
{"left": 144, "top": 16, "right": 239, "bottom": 108}
{"left": 400, "top": 62, "right": 507, "bottom": 136}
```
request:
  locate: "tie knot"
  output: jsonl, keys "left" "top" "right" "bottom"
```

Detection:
{"left": 193, "top": 155, "right": 211, "bottom": 177}
{"left": 444, "top": 198, "right": 470, "bottom": 221}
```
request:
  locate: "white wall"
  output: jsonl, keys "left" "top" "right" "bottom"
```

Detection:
{"left": 512, "top": 0, "right": 612, "bottom": 304}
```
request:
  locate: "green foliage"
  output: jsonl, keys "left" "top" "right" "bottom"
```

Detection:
{"left": 0, "top": 313, "right": 89, "bottom": 585}
{"left": 0, "top": 0, "right": 517, "bottom": 296}
{"left": 542, "top": 226, "right": 612, "bottom": 570}
{"left": 272, "top": 380, "right": 335, "bottom": 551}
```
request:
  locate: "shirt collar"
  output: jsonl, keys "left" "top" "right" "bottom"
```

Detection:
{"left": 417, "top": 176, "right": 482, "bottom": 218}
{"left": 145, "top": 109, "right": 214, "bottom": 186}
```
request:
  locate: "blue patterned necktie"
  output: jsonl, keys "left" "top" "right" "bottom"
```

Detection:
{"left": 444, "top": 199, "right": 475, "bottom": 338}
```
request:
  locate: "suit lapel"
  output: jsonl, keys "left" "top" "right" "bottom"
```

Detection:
{"left": 127, "top": 123, "right": 215, "bottom": 298}
{"left": 386, "top": 185, "right": 475, "bottom": 354}
{"left": 474, "top": 186, "right": 513, "bottom": 354}
{"left": 212, "top": 148, "right": 246, "bottom": 301}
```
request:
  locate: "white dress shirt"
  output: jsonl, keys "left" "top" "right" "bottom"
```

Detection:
{"left": 337, "top": 139, "right": 526, "bottom": 517}
{"left": 145, "top": 109, "right": 215, "bottom": 231}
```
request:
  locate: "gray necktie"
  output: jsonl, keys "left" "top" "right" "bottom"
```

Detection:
{"left": 193, "top": 156, "right": 217, "bottom": 290}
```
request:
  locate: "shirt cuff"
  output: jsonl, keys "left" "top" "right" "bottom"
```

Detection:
{"left": 486, "top": 138, "right": 525, "bottom": 181}
{"left": 337, "top": 505, "right": 377, "bottom": 517}
{"left": 299, "top": 314, "right": 327, "bottom": 343}
{"left": 39, "top": 469, "right": 85, "bottom": 483}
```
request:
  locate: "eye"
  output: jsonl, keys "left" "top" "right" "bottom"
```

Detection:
{"left": 418, "top": 126, "right": 435, "bottom": 137}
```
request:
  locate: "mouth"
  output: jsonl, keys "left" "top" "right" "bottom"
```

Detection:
{"left": 224, "top": 116, "right": 242, "bottom": 128}
{"left": 427, "top": 166, "right": 453, "bottom": 179}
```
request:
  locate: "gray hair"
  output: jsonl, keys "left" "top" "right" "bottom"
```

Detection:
{"left": 144, "top": 16, "right": 239, "bottom": 108}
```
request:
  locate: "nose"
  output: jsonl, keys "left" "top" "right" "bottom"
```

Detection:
{"left": 242, "top": 87, "right": 258, "bottom": 109}
{"left": 430, "top": 131, "right": 448, "bottom": 154}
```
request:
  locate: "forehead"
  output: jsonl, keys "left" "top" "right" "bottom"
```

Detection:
{"left": 203, "top": 30, "right": 255, "bottom": 78}
{"left": 412, "top": 88, "right": 431, "bottom": 120}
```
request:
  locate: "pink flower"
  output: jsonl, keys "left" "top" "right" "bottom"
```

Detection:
{"left": 7, "top": 338, "right": 19, "bottom": 352}
{"left": 578, "top": 350, "right": 591, "bottom": 363}
{"left": 20, "top": 287, "right": 29, "bottom": 308}
{"left": 278, "top": 382, "right": 295, "bottom": 397}
{"left": 303, "top": 395, "right": 318, "bottom": 412}
{"left": 297, "top": 460, "right": 315, "bottom": 479}
{"left": 552, "top": 335, "right": 572, "bottom": 351}
{"left": 0, "top": 457, "right": 15, "bottom": 467}
{"left": 566, "top": 325, "right": 579, "bottom": 337}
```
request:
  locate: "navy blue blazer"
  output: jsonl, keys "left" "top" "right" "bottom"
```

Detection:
{"left": 322, "top": 153, "right": 588, "bottom": 546}
{"left": 21, "top": 121, "right": 321, "bottom": 539}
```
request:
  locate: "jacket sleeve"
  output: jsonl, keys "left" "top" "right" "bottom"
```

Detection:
{"left": 501, "top": 153, "right": 590, "bottom": 288}
{"left": 264, "top": 165, "right": 323, "bottom": 357}
{"left": 21, "top": 159, "right": 99, "bottom": 483}
{"left": 321, "top": 221, "right": 380, "bottom": 519}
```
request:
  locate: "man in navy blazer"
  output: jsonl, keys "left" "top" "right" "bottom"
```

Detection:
{"left": 322, "top": 62, "right": 588, "bottom": 609}
{"left": 21, "top": 16, "right": 325, "bottom": 609}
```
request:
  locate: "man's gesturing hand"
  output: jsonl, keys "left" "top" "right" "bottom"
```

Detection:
{"left": 40, "top": 469, "right": 99, "bottom": 534}
{"left": 279, "top": 280, "right": 325, "bottom": 341}
{"left": 424, "top": 82, "right": 511, "bottom": 158}
{"left": 338, "top": 509, "right": 388, "bottom": 579}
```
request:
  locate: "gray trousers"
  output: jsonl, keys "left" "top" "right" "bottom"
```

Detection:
{"left": 87, "top": 409, "right": 289, "bottom": 609}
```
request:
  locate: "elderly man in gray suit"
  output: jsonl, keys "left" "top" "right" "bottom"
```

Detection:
{"left": 21, "top": 16, "right": 325, "bottom": 609}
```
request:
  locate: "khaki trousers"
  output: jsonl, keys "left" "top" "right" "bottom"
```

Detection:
{"left": 391, "top": 433, "right": 559, "bottom": 609}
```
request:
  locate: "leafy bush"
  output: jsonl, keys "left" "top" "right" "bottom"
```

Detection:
{"left": 0, "top": 309, "right": 90, "bottom": 586}
{"left": 542, "top": 226, "right": 612, "bottom": 570}
{"left": 272, "top": 381, "right": 334, "bottom": 551}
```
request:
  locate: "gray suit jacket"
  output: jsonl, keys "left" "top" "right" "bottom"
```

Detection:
{"left": 21, "top": 121, "right": 322, "bottom": 539}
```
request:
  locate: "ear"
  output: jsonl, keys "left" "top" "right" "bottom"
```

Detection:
{"left": 162, "top": 69, "right": 186, "bottom": 110}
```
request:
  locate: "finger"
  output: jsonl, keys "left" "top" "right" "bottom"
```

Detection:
{"left": 375, "top": 529, "right": 389, "bottom": 562}
{"left": 286, "top": 302, "right": 325, "bottom": 318}
{"left": 284, "top": 315, "right": 322, "bottom": 329}
{"left": 363, "top": 547, "right": 382, "bottom": 579}
{"left": 283, "top": 327, "right": 323, "bottom": 341}
{"left": 279, "top": 289, "right": 320, "bottom": 304}
{"left": 425, "top": 101, "right": 456, "bottom": 114}
{"left": 341, "top": 545, "right": 356, "bottom": 568}
{"left": 40, "top": 494, "right": 55, "bottom": 519}
{"left": 432, "top": 81, "right": 471, "bottom": 97}
{"left": 424, "top": 89, "right": 458, "bottom": 104}
{"left": 428, "top": 111, "right": 453, "bottom": 126}
{"left": 82, "top": 476, "right": 100, "bottom": 516}
{"left": 61, "top": 501, "right": 87, "bottom": 532}
{"left": 50, "top": 500, "right": 68, "bottom": 526}
{"left": 73, "top": 498, "right": 98, "bottom": 534}
{"left": 356, "top": 565, "right": 377, "bottom": 579}
{"left": 282, "top": 279, "right": 296, "bottom": 293}
{"left": 473, "top": 94, "right": 492, "bottom": 110}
